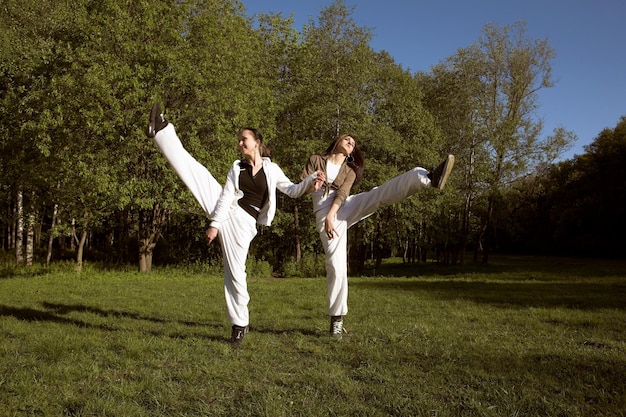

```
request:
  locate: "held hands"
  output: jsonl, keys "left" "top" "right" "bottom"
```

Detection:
{"left": 206, "top": 227, "right": 218, "bottom": 245}
{"left": 312, "top": 170, "right": 336, "bottom": 239}
{"left": 313, "top": 170, "right": 326, "bottom": 191}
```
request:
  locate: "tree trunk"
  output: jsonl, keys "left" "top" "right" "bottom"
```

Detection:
{"left": 25, "top": 191, "right": 36, "bottom": 267}
{"left": 392, "top": 208, "right": 406, "bottom": 263}
{"left": 293, "top": 204, "right": 301, "bottom": 263}
{"left": 374, "top": 219, "right": 384, "bottom": 269}
{"left": 139, "top": 250, "right": 154, "bottom": 273}
{"left": 138, "top": 203, "right": 168, "bottom": 273}
{"left": 481, "top": 196, "right": 495, "bottom": 264}
{"left": 3, "top": 192, "right": 12, "bottom": 250}
{"left": 460, "top": 137, "right": 477, "bottom": 264}
{"left": 46, "top": 204, "right": 59, "bottom": 267}
{"left": 71, "top": 218, "right": 76, "bottom": 251}
{"left": 114, "top": 210, "right": 132, "bottom": 264}
{"left": 15, "top": 191, "right": 24, "bottom": 265}
{"left": 75, "top": 229, "right": 88, "bottom": 274}
{"left": 25, "top": 217, "right": 34, "bottom": 267}
{"left": 460, "top": 192, "right": 472, "bottom": 264}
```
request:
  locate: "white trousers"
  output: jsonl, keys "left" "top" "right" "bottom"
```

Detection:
{"left": 153, "top": 124, "right": 255, "bottom": 327}
{"left": 317, "top": 167, "right": 431, "bottom": 316}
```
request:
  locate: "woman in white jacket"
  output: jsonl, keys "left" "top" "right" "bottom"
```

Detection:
{"left": 146, "top": 103, "right": 323, "bottom": 346}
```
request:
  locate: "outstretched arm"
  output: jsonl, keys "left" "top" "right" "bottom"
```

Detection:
{"left": 273, "top": 162, "right": 323, "bottom": 198}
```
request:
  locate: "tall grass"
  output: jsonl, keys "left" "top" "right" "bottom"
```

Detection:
{"left": 1, "top": 256, "right": 625, "bottom": 416}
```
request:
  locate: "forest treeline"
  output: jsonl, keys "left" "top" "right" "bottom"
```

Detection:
{"left": 1, "top": 0, "right": 624, "bottom": 273}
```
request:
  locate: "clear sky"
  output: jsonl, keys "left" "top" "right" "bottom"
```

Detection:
{"left": 243, "top": 0, "right": 626, "bottom": 160}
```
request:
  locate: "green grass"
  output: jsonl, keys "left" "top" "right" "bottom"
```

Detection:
{"left": 1, "top": 257, "right": 625, "bottom": 416}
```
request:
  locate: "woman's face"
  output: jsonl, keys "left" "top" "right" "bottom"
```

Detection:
{"left": 336, "top": 135, "right": 355, "bottom": 156}
{"left": 238, "top": 129, "right": 259, "bottom": 159}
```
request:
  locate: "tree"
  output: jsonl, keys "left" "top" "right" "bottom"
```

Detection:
{"left": 422, "top": 22, "right": 573, "bottom": 262}
{"left": 0, "top": 0, "right": 98, "bottom": 268}
{"left": 255, "top": 11, "right": 307, "bottom": 262}
{"left": 259, "top": 0, "right": 452, "bottom": 270}
{"left": 419, "top": 50, "right": 489, "bottom": 262}
{"left": 143, "top": 0, "right": 279, "bottom": 271}
{"left": 263, "top": 0, "right": 377, "bottom": 267}
{"left": 534, "top": 116, "right": 626, "bottom": 257}
{"left": 358, "top": 51, "right": 449, "bottom": 266}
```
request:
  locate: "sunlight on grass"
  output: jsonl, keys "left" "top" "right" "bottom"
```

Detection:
{"left": 1, "top": 257, "right": 625, "bottom": 416}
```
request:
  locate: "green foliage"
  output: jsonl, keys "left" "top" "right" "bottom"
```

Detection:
{"left": 0, "top": 0, "right": 441, "bottom": 271}
{"left": 245, "top": 256, "right": 273, "bottom": 279}
{"left": 419, "top": 21, "right": 571, "bottom": 262}
{"left": 1, "top": 0, "right": 620, "bottom": 273}
{"left": 501, "top": 116, "right": 626, "bottom": 257}
{"left": 282, "top": 253, "right": 326, "bottom": 278}
{"left": 271, "top": 0, "right": 377, "bottom": 167}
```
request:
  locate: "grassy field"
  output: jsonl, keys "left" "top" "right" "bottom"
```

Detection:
{"left": 1, "top": 256, "right": 625, "bottom": 416}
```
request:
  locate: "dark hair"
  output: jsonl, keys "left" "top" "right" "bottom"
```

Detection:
{"left": 324, "top": 134, "right": 365, "bottom": 184}
{"left": 241, "top": 127, "right": 271, "bottom": 158}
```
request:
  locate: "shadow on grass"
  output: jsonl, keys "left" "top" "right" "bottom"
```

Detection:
{"left": 431, "top": 349, "right": 626, "bottom": 415}
{"left": 0, "top": 267, "right": 49, "bottom": 279}
{"left": 350, "top": 279, "right": 626, "bottom": 310}
{"left": 0, "top": 305, "right": 116, "bottom": 330}
{"left": 251, "top": 324, "right": 321, "bottom": 338}
{"left": 0, "top": 302, "right": 230, "bottom": 343}
{"left": 41, "top": 302, "right": 206, "bottom": 327}
{"left": 354, "top": 255, "right": 626, "bottom": 278}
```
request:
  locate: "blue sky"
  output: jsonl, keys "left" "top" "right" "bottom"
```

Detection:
{"left": 243, "top": 0, "right": 626, "bottom": 160}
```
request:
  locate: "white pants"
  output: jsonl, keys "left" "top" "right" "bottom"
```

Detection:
{"left": 317, "top": 167, "right": 431, "bottom": 316}
{"left": 153, "top": 124, "right": 255, "bottom": 327}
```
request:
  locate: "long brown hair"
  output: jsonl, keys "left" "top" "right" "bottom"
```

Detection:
{"left": 242, "top": 127, "right": 271, "bottom": 158}
{"left": 324, "top": 134, "right": 365, "bottom": 184}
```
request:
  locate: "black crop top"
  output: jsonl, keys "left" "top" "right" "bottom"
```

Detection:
{"left": 238, "top": 161, "right": 269, "bottom": 220}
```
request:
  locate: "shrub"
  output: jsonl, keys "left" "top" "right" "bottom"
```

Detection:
{"left": 282, "top": 253, "right": 325, "bottom": 278}
{"left": 246, "top": 257, "right": 273, "bottom": 279}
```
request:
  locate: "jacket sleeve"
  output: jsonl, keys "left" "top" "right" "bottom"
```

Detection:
{"left": 274, "top": 161, "right": 317, "bottom": 198}
{"left": 209, "top": 163, "right": 239, "bottom": 230}
{"left": 301, "top": 155, "right": 323, "bottom": 193}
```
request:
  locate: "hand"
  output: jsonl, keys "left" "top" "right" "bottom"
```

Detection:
{"left": 325, "top": 216, "right": 337, "bottom": 240}
{"left": 313, "top": 170, "right": 326, "bottom": 191}
{"left": 206, "top": 227, "right": 218, "bottom": 245}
